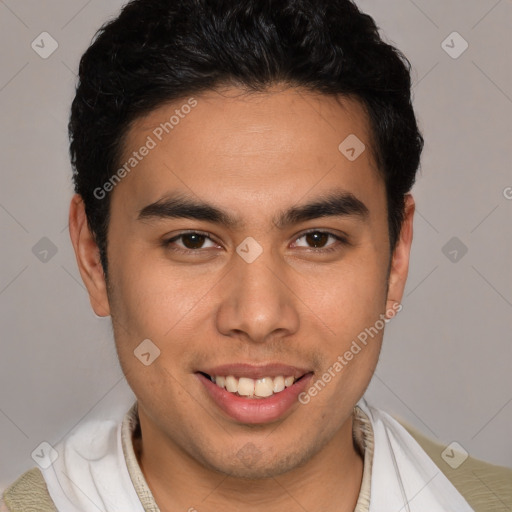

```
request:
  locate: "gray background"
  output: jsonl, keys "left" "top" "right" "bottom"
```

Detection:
{"left": 1, "top": 0, "right": 511, "bottom": 491}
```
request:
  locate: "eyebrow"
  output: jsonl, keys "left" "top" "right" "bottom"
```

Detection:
{"left": 137, "top": 190, "right": 369, "bottom": 229}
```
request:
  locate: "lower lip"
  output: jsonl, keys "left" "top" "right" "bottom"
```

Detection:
{"left": 196, "top": 373, "right": 313, "bottom": 424}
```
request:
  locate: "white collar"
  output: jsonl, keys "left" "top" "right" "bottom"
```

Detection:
{"left": 39, "top": 398, "right": 474, "bottom": 511}
{"left": 357, "top": 399, "right": 474, "bottom": 511}
{"left": 40, "top": 415, "right": 144, "bottom": 512}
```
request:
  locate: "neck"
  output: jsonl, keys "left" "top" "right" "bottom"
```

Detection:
{"left": 134, "top": 410, "right": 365, "bottom": 512}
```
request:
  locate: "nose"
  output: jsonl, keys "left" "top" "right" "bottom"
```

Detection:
{"left": 215, "top": 249, "right": 300, "bottom": 344}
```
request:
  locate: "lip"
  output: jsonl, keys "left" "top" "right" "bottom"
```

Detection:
{"left": 196, "top": 371, "right": 314, "bottom": 424}
{"left": 198, "top": 363, "right": 312, "bottom": 380}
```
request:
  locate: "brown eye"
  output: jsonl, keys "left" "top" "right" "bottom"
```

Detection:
{"left": 305, "top": 231, "right": 330, "bottom": 248}
{"left": 164, "top": 231, "right": 218, "bottom": 252}
{"left": 292, "top": 230, "right": 348, "bottom": 253}
{"left": 181, "top": 233, "right": 207, "bottom": 249}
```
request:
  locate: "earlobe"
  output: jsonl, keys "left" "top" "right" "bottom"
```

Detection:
{"left": 68, "top": 194, "right": 111, "bottom": 317}
{"left": 386, "top": 194, "right": 415, "bottom": 309}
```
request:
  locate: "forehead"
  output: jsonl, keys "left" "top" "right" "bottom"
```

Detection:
{"left": 114, "top": 86, "right": 384, "bottom": 220}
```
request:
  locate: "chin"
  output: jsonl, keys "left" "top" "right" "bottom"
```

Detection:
{"left": 205, "top": 443, "right": 314, "bottom": 480}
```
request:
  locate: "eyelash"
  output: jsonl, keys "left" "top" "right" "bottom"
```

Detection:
{"left": 163, "top": 229, "right": 349, "bottom": 255}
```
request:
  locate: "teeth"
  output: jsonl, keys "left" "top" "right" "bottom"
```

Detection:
{"left": 225, "top": 375, "right": 238, "bottom": 393}
{"left": 212, "top": 375, "right": 298, "bottom": 398}
{"left": 273, "top": 376, "right": 285, "bottom": 393}
{"left": 238, "top": 377, "right": 255, "bottom": 397}
{"left": 255, "top": 377, "right": 274, "bottom": 397}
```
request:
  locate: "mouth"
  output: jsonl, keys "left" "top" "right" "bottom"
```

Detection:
{"left": 197, "top": 372, "right": 309, "bottom": 399}
{"left": 195, "top": 364, "right": 314, "bottom": 424}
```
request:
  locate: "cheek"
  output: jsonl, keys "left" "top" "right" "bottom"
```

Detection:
{"left": 293, "top": 253, "right": 387, "bottom": 338}
{"left": 107, "top": 247, "right": 219, "bottom": 365}
{"left": 291, "top": 251, "right": 387, "bottom": 405}
{"left": 110, "top": 243, "right": 178, "bottom": 322}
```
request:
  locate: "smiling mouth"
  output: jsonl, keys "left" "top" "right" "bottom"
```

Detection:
{"left": 198, "top": 372, "right": 310, "bottom": 399}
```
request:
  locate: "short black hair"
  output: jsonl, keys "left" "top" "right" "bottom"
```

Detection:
{"left": 69, "top": 0, "right": 423, "bottom": 276}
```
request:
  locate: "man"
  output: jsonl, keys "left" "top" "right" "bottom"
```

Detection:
{"left": 2, "top": 0, "right": 510, "bottom": 510}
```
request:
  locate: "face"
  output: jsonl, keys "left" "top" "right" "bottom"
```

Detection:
{"left": 71, "top": 86, "right": 413, "bottom": 479}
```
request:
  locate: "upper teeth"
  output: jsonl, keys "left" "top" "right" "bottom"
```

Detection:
{"left": 213, "top": 375, "right": 296, "bottom": 398}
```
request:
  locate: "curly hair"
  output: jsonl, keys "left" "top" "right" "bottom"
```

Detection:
{"left": 69, "top": 0, "right": 424, "bottom": 276}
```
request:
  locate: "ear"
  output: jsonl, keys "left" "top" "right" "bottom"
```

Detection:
{"left": 68, "top": 194, "right": 111, "bottom": 317}
{"left": 385, "top": 194, "right": 415, "bottom": 315}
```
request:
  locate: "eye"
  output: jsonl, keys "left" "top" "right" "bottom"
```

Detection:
{"left": 291, "top": 230, "right": 348, "bottom": 252}
{"left": 164, "top": 231, "right": 219, "bottom": 253}
{"left": 163, "top": 229, "right": 349, "bottom": 256}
